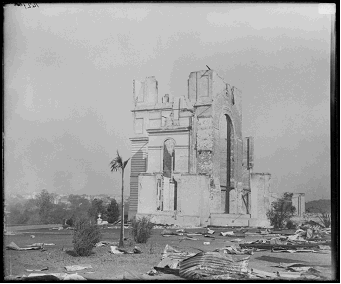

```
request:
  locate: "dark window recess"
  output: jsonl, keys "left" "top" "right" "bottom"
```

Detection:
{"left": 231, "top": 87, "right": 235, "bottom": 105}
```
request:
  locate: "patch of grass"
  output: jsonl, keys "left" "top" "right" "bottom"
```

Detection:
{"left": 131, "top": 217, "right": 154, "bottom": 243}
{"left": 72, "top": 217, "right": 102, "bottom": 256}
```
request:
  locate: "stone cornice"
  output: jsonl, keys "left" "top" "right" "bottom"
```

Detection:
{"left": 132, "top": 107, "right": 194, "bottom": 112}
{"left": 146, "top": 127, "right": 191, "bottom": 135}
{"left": 129, "top": 137, "right": 149, "bottom": 142}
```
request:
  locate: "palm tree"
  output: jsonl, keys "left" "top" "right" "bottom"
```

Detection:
{"left": 110, "top": 150, "right": 130, "bottom": 248}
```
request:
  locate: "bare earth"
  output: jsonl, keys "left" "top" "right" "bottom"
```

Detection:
{"left": 4, "top": 226, "right": 333, "bottom": 280}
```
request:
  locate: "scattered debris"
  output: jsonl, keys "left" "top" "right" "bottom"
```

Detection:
{"left": 180, "top": 236, "right": 198, "bottom": 242}
{"left": 28, "top": 243, "right": 55, "bottom": 247}
{"left": 161, "top": 229, "right": 178, "bottom": 236}
{"left": 25, "top": 267, "right": 49, "bottom": 272}
{"left": 318, "top": 245, "right": 331, "bottom": 250}
{"left": 206, "top": 228, "right": 215, "bottom": 235}
{"left": 109, "top": 245, "right": 142, "bottom": 254}
{"left": 271, "top": 248, "right": 318, "bottom": 253}
{"left": 133, "top": 246, "right": 142, "bottom": 254}
{"left": 275, "top": 271, "right": 302, "bottom": 279}
{"left": 218, "top": 246, "right": 254, "bottom": 255}
{"left": 203, "top": 234, "right": 215, "bottom": 238}
{"left": 203, "top": 242, "right": 210, "bottom": 245}
{"left": 240, "top": 242, "right": 323, "bottom": 250}
{"left": 30, "top": 235, "right": 35, "bottom": 238}
{"left": 220, "top": 231, "right": 234, "bottom": 236}
{"left": 50, "top": 226, "right": 64, "bottom": 230}
{"left": 230, "top": 238, "right": 243, "bottom": 242}
{"left": 110, "top": 246, "right": 125, "bottom": 254}
{"left": 26, "top": 272, "right": 86, "bottom": 280}
{"left": 95, "top": 241, "right": 118, "bottom": 247}
{"left": 146, "top": 268, "right": 158, "bottom": 276}
{"left": 65, "top": 265, "right": 92, "bottom": 272}
{"left": 249, "top": 268, "right": 276, "bottom": 279}
{"left": 186, "top": 233, "right": 202, "bottom": 237}
{"left": 6, "top": 242, "right": 43, "bottom": 251}
{"left": 154, "top": 244, "right": 196, "bottom": 275}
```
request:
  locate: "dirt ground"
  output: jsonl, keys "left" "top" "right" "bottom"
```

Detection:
{"left": 4, "top": 225, "right": 334, "bottom": 280}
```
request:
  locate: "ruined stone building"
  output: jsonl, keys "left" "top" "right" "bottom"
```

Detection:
{"left": 128, "top": 69, "right": 303, "bottom": 227}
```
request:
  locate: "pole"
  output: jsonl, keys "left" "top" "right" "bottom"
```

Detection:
{"left": 119, "top": 168, "right": 124, "bottom": 247}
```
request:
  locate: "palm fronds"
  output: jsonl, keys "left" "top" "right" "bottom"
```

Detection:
{"left": 110, "top": 150, "right": 123, "bottom": 172}
{"left": 110, "top": 151, "right": 130, "bottom": 172}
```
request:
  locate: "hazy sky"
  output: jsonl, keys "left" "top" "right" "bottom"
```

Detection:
{"left": 4, "top": 3, "right": 332, "bottom": 201}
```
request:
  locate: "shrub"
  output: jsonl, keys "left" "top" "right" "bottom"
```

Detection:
{"left": 286, "top": 219, "right": 297, "bottom": 229}
{"left": 66, "top": 218, "right": 74, "bottom": 227}
{"left": 131, "top": 217, "right": 154, "bottom": 243}
{"left": 266, "top": 192, "right": 296, "bottom": 229}
{"left": 72, "top": 217, "right": 102, "bottom": 256}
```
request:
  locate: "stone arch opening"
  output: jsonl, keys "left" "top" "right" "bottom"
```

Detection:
{"left": 219, "top": 114, "right": 234, "bottom": 213}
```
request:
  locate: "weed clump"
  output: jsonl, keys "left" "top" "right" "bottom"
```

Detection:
{"left": 318, "top": 212, "right": 331, "bottom": 228}
{"left": 131, "top": 217, "right": 154, "bottom": 243}
{"left": 73, "top": 217, "right": 101, "bottom": 256}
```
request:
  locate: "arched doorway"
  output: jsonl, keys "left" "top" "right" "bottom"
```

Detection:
{"left": 219, "top": 114, "right": 234, "bottom": 213}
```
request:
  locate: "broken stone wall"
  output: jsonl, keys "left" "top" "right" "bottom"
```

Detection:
{"left": 291, "top": 193, "right": 306, "bottom": 216}
{"left": 136, "top": 173, "right": 210, "bottom": 226}
{"left": 249, "top": 173, "right": 271, "bottom": 226}
{"left": 211, "top": 71, "right": 244, "bottom": 214}
{"left": 137, "top": 173, "right": 158, "bottom": 214}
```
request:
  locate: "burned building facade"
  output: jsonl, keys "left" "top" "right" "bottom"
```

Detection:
{"left": 128, "top": 69, "right": 273, "bottom": 227}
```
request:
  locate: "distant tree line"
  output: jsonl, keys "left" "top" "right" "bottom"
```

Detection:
{"left": 305, "top": 199, "right": 331, "bottom": 214}
{"left": 6, "top": 189, "right": 128, "bottom": 226}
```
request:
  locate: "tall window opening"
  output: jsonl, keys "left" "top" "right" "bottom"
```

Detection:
{"left": 161, "top": 139, "right": 177, "bottom": 212}
{"left": 163, "top": 139, "right": 175, "bottom": 178}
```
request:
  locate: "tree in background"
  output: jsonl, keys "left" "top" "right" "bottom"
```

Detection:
{"left": 107, "top": 199, "right": 120, "bottom": 224}
{"left": 49, "top": 203, "right": 68, "bottom": 224}
{"left": 88, "top": 198, "right": 107, "bottom": 222}
{"left": 266, "top": 192, "right": 296, "bottom": 229}
{"left": 110, "top": 150, "right": 130, "bottom": 248}
{"left": 7, "top": 198, "right": 39, "bottom": 225}
{"left": 65, "top": 194, "right": 92, "bottom": 225}
{"left": 36, "top": 190, "right": 54, "bottom": 224}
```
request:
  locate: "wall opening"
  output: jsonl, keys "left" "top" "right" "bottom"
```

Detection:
{"left": 219, "top": 114, "right": 234, "bottom": 213}
{"left": 163, "top": 139, "right": 175, "bottom": 178}
{"left": 159, "top": 139, "right": 177, "bottom": 212}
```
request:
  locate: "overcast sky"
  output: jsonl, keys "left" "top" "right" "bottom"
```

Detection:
{"left": 4, "top": 3, "right": 332, "bottom": 201}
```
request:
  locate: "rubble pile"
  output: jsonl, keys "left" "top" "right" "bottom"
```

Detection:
{"left": 239, "top": 226, "right": 331, "bottom": 253}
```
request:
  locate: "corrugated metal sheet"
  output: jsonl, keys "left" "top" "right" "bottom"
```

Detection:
{"left": 179, "top": 251, "right": 249, "bottom": 280}
{"left": 129, "top": 139, "right": 147, "bottom": 217}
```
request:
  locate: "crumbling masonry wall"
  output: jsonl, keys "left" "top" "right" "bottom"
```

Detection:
{"left": 129, "top": 69, "right": 274, "bottom": 227}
